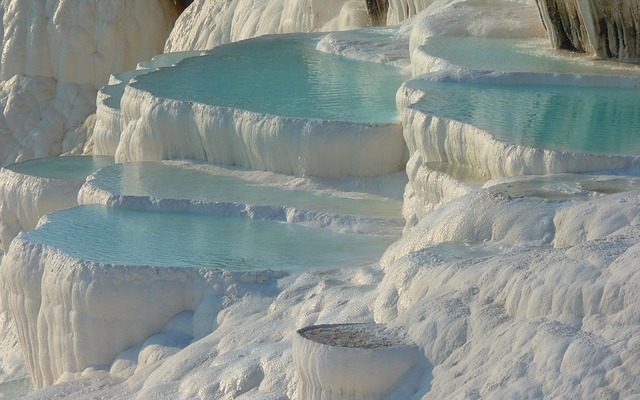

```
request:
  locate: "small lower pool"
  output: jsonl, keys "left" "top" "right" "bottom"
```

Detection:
{"left": 415, "top": 79, "right": 640, "bottom": 155}
{"left": 90, "top": 163, "right": 402, "bottom": 218}
{"left": 130, "top": 33, "right": 405, "bottom": 124}
{"left": 5, "top": 156, "right": 114, "bottom": 180}
{"left": 25, "top": 206, "right": 395, "bottom": 270}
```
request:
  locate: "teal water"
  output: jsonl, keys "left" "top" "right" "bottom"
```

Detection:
{"left": 102, "top": 71, "right": 144, "bottom": 109}
{"left": 131, "top": 34, "right": 406, "bottom": 124}
{"left": 423, "top": 36, "right": 640, "bottom": 75}
{"left": 25, "top": 206, "right": 395, "bottom": 270}
{"left": 102, "top": 52, "right": 205, "bottom": 110}
{"left": 92, "top": 163, "right": 402, "bottom": 218}
{"left": 5, "top": 156, "right": 114, "bottom": 180}
{"left": 415, "top": 80, "right": 640, "bottom": 155}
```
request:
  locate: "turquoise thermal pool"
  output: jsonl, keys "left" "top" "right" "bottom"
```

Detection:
{"left": 90, "top": 163, "right": 402, "bottom": 218}
{"left": 414, "top": 79, "right": 640, "bottom": 155}
{"left": 25, "top": 206, "right": 395, "bottom": 270}
{"left": 130, "top": 34, "right": 406, "bottom": 124}
{"left": 422, "top": 36, "right": 640, "bottom": 75}
{"left": 5, "top": 156, "right": 114, "bottom": 180}
{"left": 101, "top": 51, "right": 204, "bottom": 110}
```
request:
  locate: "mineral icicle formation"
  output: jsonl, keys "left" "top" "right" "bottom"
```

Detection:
{"left": 536, "top": 0, "right": 640, "bottom": 63}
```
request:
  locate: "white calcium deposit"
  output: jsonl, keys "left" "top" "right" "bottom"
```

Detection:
{"left": 1, "top": 0, "right": 640, "bottom": 399}
{"left": 0, "top": 76, "right": 95, "bottom": 166}
{"left": 0, "top": 0, "right": 179, "bottom": 167}
{"left": 0, "top": 0, "right": 179, "bottom": 89}
{"left": 164, "top": 0, "right": 369, "bottom": 53}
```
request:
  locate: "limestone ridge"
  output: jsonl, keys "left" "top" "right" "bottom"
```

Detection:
{"left": 367, "top": 0, "right": 389, "bottom": 26}
{"left": 536, "top": 0, "right": 640, "bottom": 63}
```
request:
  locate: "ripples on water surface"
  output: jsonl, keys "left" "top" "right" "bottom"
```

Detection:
{"left": 132, "top": 35, "right": 405, "bottom": 124}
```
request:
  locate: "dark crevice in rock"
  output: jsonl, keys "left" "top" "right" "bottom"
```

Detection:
{"left": 535, "top": 0, "right": 640, "bottom": 64}
{"left": 366, "top": 0, "right": 389, "bottom": 26}
{"left": 172, "top": 0, "right": 194, "bottom": 13}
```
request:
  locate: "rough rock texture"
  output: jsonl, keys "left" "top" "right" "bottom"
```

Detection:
{"left": 0, "top": 76, "right": 95, "bottom": 166}
{"left": 164, "top": 0, "right": 368, "bottom": 52}
{"left": 0, "top": 0, "right": 180, "bottom": 89}
{"left": 536, "top": 0, "right": 640, "bottom": 63}
{"left": 0, "top": 0, "right": 180, "bottom": 166}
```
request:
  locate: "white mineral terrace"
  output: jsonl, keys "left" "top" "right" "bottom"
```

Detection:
{"left": 92, "top": 33, "right": 409, "bottom": 178}
{"left": 1, "top": 0, "right": 640, "bottom": 399}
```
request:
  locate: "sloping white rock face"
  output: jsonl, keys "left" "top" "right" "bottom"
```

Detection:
{"left": 0, "top": 0, "right": 179, "bottom": 166}
{"left": 0, "top": 76, "right": 95, "bottom": 166}
{"left": 375, "top": 190, "right": 640, "bottom": 399}
{"left": 0, "top": 0, "right": 180, "bottom": 89}
{"left": 164, "top": 0, "right": 368, "bottom": 52}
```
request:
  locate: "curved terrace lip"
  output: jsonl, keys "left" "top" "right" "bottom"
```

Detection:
{"left": 3, "top": 156, "right": 115, "bottom": 180}
{"left": 123, "top": 33, "right": 405, "bottom": 125}
{"left": 12, "top": 235, "right": 291, "bottom": 275}
{"left": 297, "top": 323, "right": 410, "bottom": 349}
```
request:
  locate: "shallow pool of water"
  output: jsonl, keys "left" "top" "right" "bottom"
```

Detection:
{"left": 131, "top": 34, "right": 406, "bottom": 124}
{"left": 91, "top": 163, "right": 402, "bottom": 218}
{"left": 25, "top": 206, "right": 395, "bottom": 270}
{"left": 422, "top": 36, "right": 640, "bottom": 75}
{"left": 415, "top": 79, "right": 640, "bottom": 155}
{"left": 5, "top": 156, "right": 114, "bottom": 180}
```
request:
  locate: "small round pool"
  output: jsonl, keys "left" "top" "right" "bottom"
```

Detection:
{"left": 26, "top": 206, "right": 395, "bottom": 270}
{"left": 130, "top": 34, "right": 406, "bottom": 124}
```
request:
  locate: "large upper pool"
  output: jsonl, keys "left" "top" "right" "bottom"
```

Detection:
{"left": 90, "top": 163, "right": 402, "bottom": 218}
{"left": 25, "top": 206, "right": 395, "bottom": 270}
{"left": 415, "top": 79, "right": 640, "bottom": 155}
{"left": 130, "top": 34, "right": 406, "bottom": 124}
{"left": 5, "top": 156, "right": 114, "bottom": 180}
